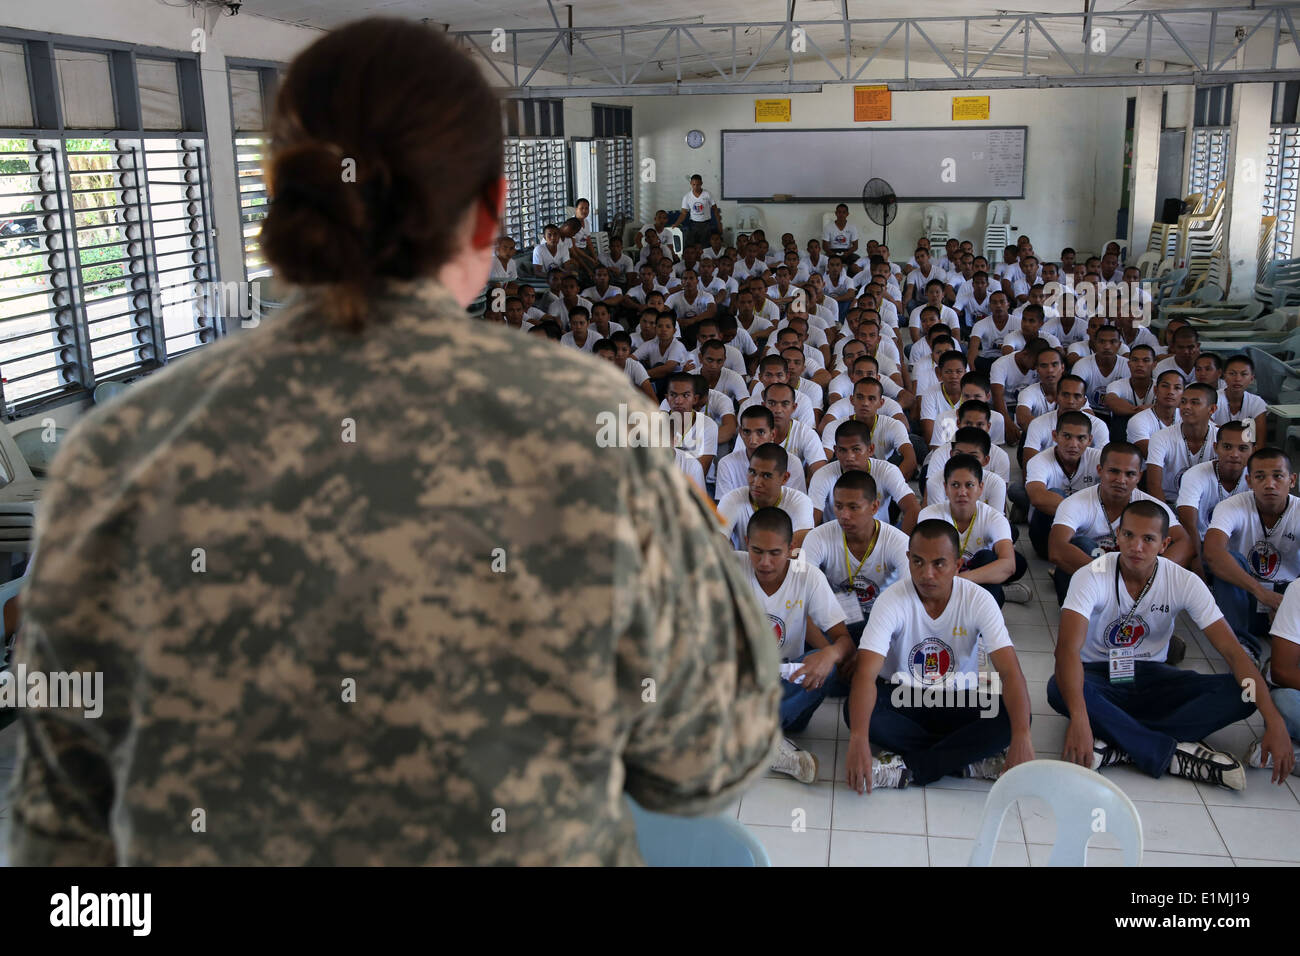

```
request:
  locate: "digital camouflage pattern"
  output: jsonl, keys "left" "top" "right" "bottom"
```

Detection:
{"left": 9, "top": 278, "right": 781, "bottom": 866}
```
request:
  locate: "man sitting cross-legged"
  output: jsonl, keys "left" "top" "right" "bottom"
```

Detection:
{"left": 843, "top": 519, "right": 1035, "bottom": 791}
{"left": 1053, "top": 501, "right": 1295, "bottom": 790}
{"left": 737, "top": 507, "right": 856, "bottom": 783}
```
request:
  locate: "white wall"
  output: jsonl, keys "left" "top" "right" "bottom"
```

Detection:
{"left": 632, "top": 77, "right": 1127, "bottom": 260}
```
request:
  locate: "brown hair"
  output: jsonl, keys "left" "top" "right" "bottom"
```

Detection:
{"left": 260, "top": 18, "right": 503, "bottom": 331}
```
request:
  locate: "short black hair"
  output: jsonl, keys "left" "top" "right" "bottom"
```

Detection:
{"left": 1120, "top": 500, "right": 1170, "bottom": 538}
{"left": 751, "top": 442, "right": 790, "bottom": 473}
{"left": 952, "top": 427, "right": 991, "bottom": 457}
{"left": 747, "top": 506, "right": 792, "bottom": 543}
{"left": 911, "top": 519, "right": 961, "bottom": 558}
{"left": 944, "top": 453, "right": 983, "bottom": 484}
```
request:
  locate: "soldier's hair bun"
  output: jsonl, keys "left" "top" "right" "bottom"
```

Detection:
{"left": 257, "top": 17, "right": 503, "bottom": 331}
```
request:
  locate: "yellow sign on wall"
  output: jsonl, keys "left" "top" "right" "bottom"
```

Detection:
{"left": 952, "top": 96, "right": 990, "bottom": 121}
{"left": 755, "top": 98, "right": 791, "bottom": 122}
{"left": 854, "top": 86, "right": 891, "bottom": 122}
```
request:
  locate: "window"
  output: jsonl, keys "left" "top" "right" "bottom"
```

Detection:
{"left": 1265, "top": 83, "right": 1300, "bottom": 261}
{"left": 0, "top": 35, "right": 217, "bottom": 415}
{"left": 502, "top": 137, "right": 568, "bottom": 251}
{"left": 593, "top": 104, "right": 631, "bottom": 138}
{"left": 1189, "top": 87, "right": 1231, "bottom": 199}
{"left": 589, "top": 105, "right": 634, "bottom": 238}
{"left": 228, "top": 66, "right": 279, "bottom": 281}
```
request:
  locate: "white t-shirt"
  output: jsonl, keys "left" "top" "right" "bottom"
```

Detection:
{"left": 820, "top": 414, "right": 910, "bottom": 462}
{"left": 740, "top": 389, "right": 817, "bottom": 432}
{"left": 908, "top": 304, "right": 962, "bottom": 332}
{"left": 670, "top": 410, "right": 719, "bottom": 464}
{"left": 1208, "top": 493, "right": 1300, "bottom": 584}
{"left": 823, "top": 222, "right": 860, "bottom": 252}
{"left": 714, "top": 446, "right": 807, "bottom": 501}
{"left": 917, "top": 501, "right": 1012, "bottom": 567}
{"left": 665, "top": 290, "right": 715, "bottom": 321}
{"left": 989, "top": 353, "right": 1037, "bottom": 405}
{"left": 582, "top": 285, "right": 622, "bottom": 304}
{"left": 773, "top": 420, "right": 829, "bottom": 471}
{"left": 622, "top": 359, "right": 651, "bottom": 388}
{"left": 1127, "top": 407, "right": 1180, "bottom": 446}
{"left": 1024, "top": 409, "right": 1111, "bottom": 455}
{"left": 683, "top": 190, "right": 714, "bottom": 222}
{"left": 1153, "top": 356, "right": 1197, "bottom": 385}
{"left": 1176, "top": 460, "right": 1250, "bottom": 538}
{"left": 1213, "top": 391, "right": 1268, "bottom": 427}
{"left": 598, "top": 251, "right": 635, "bottom": 275}
{"left": 1269, "top": 584, "right": 1300, "bottom": 646}
{"left": 1015, "top": 382, "right": 1057, "bottom": 422}
{"left": 559, "top": 330, "right": 603, "bottom": 352}
{"left": 801, "top": 519, "right": 908, "bottom": 619}
{"left": 1107, "top": 377, "right": 1157, "bottom": 411}
{"left": 634, "top": 338, "right": 691, "bottom": 368}
{"left": 969, "top": 316, "right": 1018, "bottom": 358}
{"left": 1072, "top": 354, "right": 1130, "bottom": 412}
{"left": 956, "top": 288, "right": 994, "bottom": 325}
{"left": 719, "top": 487, "right": 815, "bottom": 551}
{"left": 675, "top": 448, "right": 706, "bottom": 490}
{"left": 1064, "top": 552, "right": 1223, "bottom": 664}
{"left": 860, "top": 576, "right": 1013, "bottom": 689}
{"left": 1146, "top": 423, "right": 1218, "bottom": 502}
{"left": 708, "top": 367, "right": 750, "bottom": 405}
{"left": 490, "top": 256, "right": 519, "bottom": 281}
{"left": 546, "top": 296, "right": 595, "bottom": 331}
{"left": 1042, "top": 315, "right": 1091, "bottom": 347}
{"left": 1053, "top": 485, "right": 1175, "bottom": 553}
{"left": 807, "top": 460, "right": 914, "bottom": 525}
{"left": 624, "top": 281, "right": 672, "bottom": 305}
{"left": 532, "top": 243, "right": 570, "bottom": 271}
{"left": 735, "top": 552, "right": 845, "bottom": 662}
{"left": 1025, "top": 447, "right": 1103, "bottom": 515}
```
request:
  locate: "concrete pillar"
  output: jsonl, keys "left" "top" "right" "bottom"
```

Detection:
{"left": 197, "top": 41, "right": 247, "bottom": 299}
{"left": 1224, "top": 33, "right": 1276, "bottom": 298}
{"left": 1127, "top": 85, "right": 1163, "bottom": 262}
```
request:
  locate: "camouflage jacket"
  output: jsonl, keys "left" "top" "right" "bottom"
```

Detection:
{"left": 9, "top": 278, "right": 780, "bottom": 866}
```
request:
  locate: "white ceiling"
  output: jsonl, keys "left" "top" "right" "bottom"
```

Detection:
{"left": 234, "top": 1, "right": 1290, "bottom": 83}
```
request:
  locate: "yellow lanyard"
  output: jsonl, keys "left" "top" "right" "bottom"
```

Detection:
{"left": 942, "top": 385, "right": 960, "bottom": 409}
{"left": 853, "top": 414, "right": 881, "bottom": 444}
{"left": 750, "top": 489, "right": 785, "bottom": 511}
{"left": 953, "top": 509, "right": 977, "bottom": 556}
{"left": 782, "top": 426, "right": 794, "bottom": 449}
{"left": 843, "top": 520, "right": 880, "bottom": 586}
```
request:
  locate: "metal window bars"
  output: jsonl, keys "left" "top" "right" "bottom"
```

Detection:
{"left": 1264, "top": 126, "right": 1300, "bottom": 260}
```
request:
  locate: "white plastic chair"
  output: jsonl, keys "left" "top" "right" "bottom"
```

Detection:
{"left": 923, "top": 205, "right": 949, "bottom": 245}
{"left": 987, "top": 200, "right": 1012, "bottom": 224}
{"left": 666, "top": 226, "right": 685, "bottom": 258}
{"left": 734, "top": 205, "right": 766, "bottom": 234}
{"left": 968, "top": 759, "right": 1143, "bottom": 867}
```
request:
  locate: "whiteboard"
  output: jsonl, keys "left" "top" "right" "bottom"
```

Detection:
{"left": 720, "top": 127, "right": 1026, "bottom": 202}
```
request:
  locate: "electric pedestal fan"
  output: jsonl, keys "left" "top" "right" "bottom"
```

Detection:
{"left": 862, "top": 178, "right": 898, "bottom": 246}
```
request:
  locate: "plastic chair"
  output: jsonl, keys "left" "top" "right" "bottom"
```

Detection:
{"left": 626, "top": 796, "right": 772, "bottom": 866}
{"left": 923, "top": 205, "right": 949, "bottom": 245}
{"left": 93, "top": 381, "right": 129, "bottom": 405}
{"left": 0, "top": 571, "right": 25, "bottom": 671}
{"left": 734, "top": 205, "right": 766, "bottom": 234}
{"left": 1248, "top": 346, "right": 1300, "bottom": 405}
{"left": 1132, "top": 250, "right": 1162, "bottom": 279}
{"left": 987, "top": 200, "right": 1011, "bottom": 225}
{"left": 13, "top": 427, "right": 67, "bottom": 478}
{"left": 969, "top": 760, "right": 1143, "bottom": 867}
{"left": 666, "top": 226, "right": 685, "bottom": 258}
{"left": 1102, "top": 238, "right": 1129, "bottom": 263}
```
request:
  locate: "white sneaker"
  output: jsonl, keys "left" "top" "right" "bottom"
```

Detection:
{"left": 962, "top": 751, "right": 1007, "bottom": 780}
{"left": 1169, "top": 741, "right": 1246, "bottom": 791}
{"left": 1245, "top": 739, "right": 1300, "bottom": 775}
{"left": 872, "top": 751, "right": 912, "bottom": 789}
{"left": 1090, "top": 740, "right": 1131, "bottom": 771}
{"left": 771, "top": 736, "right": 818, "bottom": 784}
{"left": 1002, "top": 581, "right": 1033, "bottom": 604}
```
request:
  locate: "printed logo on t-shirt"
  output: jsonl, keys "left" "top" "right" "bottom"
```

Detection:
{"left": 1103, "top": 614, "right": 1148, "bottom": 649}
{"left": 1093, "top": 534, "right": 1117, "bottom": 555}
{"left": 1090, "top": 386, "right": 1107, "bottom": 409}
{"left": 1249, "top": 540, "right": 1280, "bottom": 580}
{"left": 853, "top": 578, "right": 879, "bottom": 614}
{"left": 692, "top": 200, "right": 706, "bottom": 215}
{"left": 769, "top": 613, "right": 787, "bottom": 648}
{"left": 909, "top": 638, "right": 955, "bottom": 686}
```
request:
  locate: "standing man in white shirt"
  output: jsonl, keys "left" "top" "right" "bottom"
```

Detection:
{"left": 679, "top": 173, "right": 720, "bottom": 249}
{"left": 1053, "top": 501, "right": 1291, "bottom": 790}
{"left": 842, "top": 520, "right": 1035, "bottom": 791}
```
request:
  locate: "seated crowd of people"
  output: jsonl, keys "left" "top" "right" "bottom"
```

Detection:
{"left": 483, "top": 203, "right": 1300, "bottom": 797}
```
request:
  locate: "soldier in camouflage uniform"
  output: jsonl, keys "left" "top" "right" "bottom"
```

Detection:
{"left": 8, "top": 18, "right": 780, "bottom": 866}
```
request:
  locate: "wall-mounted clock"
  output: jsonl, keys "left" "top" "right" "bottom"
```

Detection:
{"left": 685, "top": 129, "right": 706, "bottom": 149}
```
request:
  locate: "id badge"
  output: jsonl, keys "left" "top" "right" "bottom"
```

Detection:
{"left": 1108, "top": 647, "right": 1135, "bottom": 684}
{"left": 836, "top": 590, "right": 865, "bottom": 624}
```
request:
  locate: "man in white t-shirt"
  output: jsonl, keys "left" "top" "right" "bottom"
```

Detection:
{"left": 842, "top": 520, "right": 1034, "bottom": 791}
{"left": 808, "top": 420, "right": 918, "bottom": 533}
{"left": 596, "top": 335, "right": 657, "bottom": 402}
{"left": 919, "top": 454, "right": 1029, "bottom": 606}
{"left": 923, "top": 427, "right": 1009, "bottom": 514}
{"left": 1214, "top": 354, "right": 1269, "bottom": 440}
{"left": 1145, "top": 382, "right": 1218, "bottom": 505}
{"left": 718, "top": 443, "right": 815, "bottom": 550}
{"left": 664, "top": 372, "right": 720, "bottom": 476}
{"left": 1022, "top": 374, "right": 1110, "bottom": 463}
{"left": 823, "top": 203, "right": 861, "bottom": 268}
{"left": 738, "top": 507, "right": 854, "bottom": 784}
{"left": 1127, "top": 369, "right": 1184, "bottom": 457}
{"left": 1025, "top": 411, "right": 1100, "bottom": 560}
{"left": 802, "top": 469, "right": 909, "bottom": 646}
{"left": 1176, "top": 420, "right": 1253, "bottom": 546}
{"left": 820, "top": 377, "right": 917, "bottom": 478}
{"left": 1053, "top": 500, "right": 1291, "bottom": 789}
{"left": 1253, "top": 586, "right": 1300, "bottom": 771}
{"left": 1204, "top": 447, "right": 1300, "bottom": 662}
{"left": 679, "top": 173, "right": 719, "bottom": 249}
{"left": 531, "top": 223, "right": 571, "bottom": 274}
{"left": 1048, "top": 442, "right": 1194, "bottom": 605}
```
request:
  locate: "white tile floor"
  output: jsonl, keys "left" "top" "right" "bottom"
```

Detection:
{"left": 730, "top": 544, "right": 1300, "bottom": 866}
